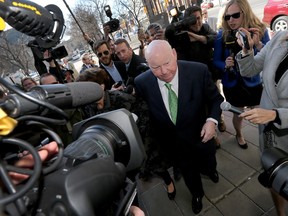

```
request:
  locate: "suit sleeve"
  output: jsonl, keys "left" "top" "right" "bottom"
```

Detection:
{"left": 203, "top": 66, "right": 224, "bottom": 122}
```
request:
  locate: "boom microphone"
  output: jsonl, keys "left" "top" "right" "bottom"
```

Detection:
{"left": 0, "top": 0, "right": 65, "bottom": 48}
{"left": 220, "top": 101, "right": 242, "bottom": 115}
{"left": 1, "top": 82, "right": 103, "bottom": 118}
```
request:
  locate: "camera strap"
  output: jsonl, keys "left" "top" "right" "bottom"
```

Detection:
{"left": 275, "top": 52, "right": 288, "bottom": 85}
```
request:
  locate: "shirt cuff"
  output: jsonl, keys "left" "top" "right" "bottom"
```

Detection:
{"left": 241, "top": 50, "right": 253, "bottom": 58}
{"left": 206, "top": 118, "right": 218, "bottom": 126}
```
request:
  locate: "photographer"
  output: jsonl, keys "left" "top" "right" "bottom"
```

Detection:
{"left": 165, "top": 6, "right": 217, "bottom": 66}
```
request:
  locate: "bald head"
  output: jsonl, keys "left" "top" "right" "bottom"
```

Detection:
{"left": 145, "top": 40, "right": 178, "bottom": 83}
{"left": 145, "top": 40, "right": 173, "bottom": 62}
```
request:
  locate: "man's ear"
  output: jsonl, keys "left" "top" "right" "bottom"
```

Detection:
{"left": 172, "top": 48, "right": 177, "bottom": 59}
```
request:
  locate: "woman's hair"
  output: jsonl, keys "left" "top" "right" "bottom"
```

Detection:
{"left": 76, "top": 67, "right": 111, "bottom": 91}
{"left": 221, "top": 0, "right": 267, "bottom": 40}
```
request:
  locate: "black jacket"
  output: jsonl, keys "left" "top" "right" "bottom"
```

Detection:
{"left": 100, "top": 61, "right": 128, "bottom": 89}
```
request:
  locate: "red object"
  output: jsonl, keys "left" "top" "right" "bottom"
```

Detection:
{"left": 262, "top": 0, "right": 288, "bottom": 32}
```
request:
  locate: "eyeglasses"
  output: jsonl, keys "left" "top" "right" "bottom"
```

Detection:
{"left": 97, "top": 50, "right": 109, "bottom": 58}
{"left": 224, "top": 11, "right": 242, "bottom": 21}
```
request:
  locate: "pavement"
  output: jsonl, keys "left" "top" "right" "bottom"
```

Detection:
{"left": 136, "top": 110, "right": 286, "bottom": 216}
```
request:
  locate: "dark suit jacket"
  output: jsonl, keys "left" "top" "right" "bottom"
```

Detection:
{"left": 127, "top": 53, "right": 147, "bottom": 80}
{"left": 135, "top": 60, "right": 224, "bottom": 162}
{"left": 100, "top": 61, "right": 128, "bottom": 89}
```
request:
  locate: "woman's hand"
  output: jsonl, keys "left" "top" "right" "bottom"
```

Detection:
{"left": 240, "top": 108, "right": 277, "bottom": 125}
{"left": 237, "top": 28, "right": 254, "bottom": 55}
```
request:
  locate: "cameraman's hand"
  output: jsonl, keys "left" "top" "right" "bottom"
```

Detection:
{"left": 129, "top": 205, "right": 145, "bottom": 216}
{"left": 187, "top": 31, "right": 207, "bottom": 44}
{"left": 9, "top": 141, "right": 58, "bottom": 185}
{"left": 111, "top": 83, "right": 125, "bottom": 91}
{"left": 83, "top": 33, "right": 92, "bottom": 41}
{"left": 103, "top": 25, "right": 111, "bottom": 39}
{"left": 154, "top": 29, "right": 165, "bottom": 40}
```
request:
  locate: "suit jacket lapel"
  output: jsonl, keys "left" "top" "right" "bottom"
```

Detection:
{"left": 149, "top": 74, "right": 172, "bottom": 123}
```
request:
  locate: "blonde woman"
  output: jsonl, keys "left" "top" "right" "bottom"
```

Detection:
{"left": 213, "top": 0, "right": 270, "bottom": 149}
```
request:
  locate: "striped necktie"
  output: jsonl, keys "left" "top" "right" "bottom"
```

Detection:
{"left": 165, "top": 83, "right": 178, "bottom": 124}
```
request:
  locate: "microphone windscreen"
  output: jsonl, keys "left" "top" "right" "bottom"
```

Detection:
{"left": 220, "top": 101, "right": 231, "bottom": 111}
{"left": 67, "top": 82, "right": 103, "bottom": 106}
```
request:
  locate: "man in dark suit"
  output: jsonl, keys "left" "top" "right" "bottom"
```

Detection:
{"left": 114, "top": 38, "right": 148, "bottom": 80}
{"left": 135, "top": 40, "right": 223, "bottom": 214}
{"left": 93, "top": 40, "right": 127, "bottom": 90}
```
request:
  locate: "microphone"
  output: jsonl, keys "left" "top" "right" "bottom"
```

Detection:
{"left": 2, "top": 82, "right": 103, "bottom": 118}
{"left": 220, "top": 101, "right": 242, "bottom": 115}
{"left": 0, "top": 0, "right": 65, "bottom": 48}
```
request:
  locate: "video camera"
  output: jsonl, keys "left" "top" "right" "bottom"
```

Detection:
{"left": 0, "top": 76, "right": 146, "bottom": 215}
{"left": 104, "top": 5, "right": 120, "bottom": 33}
{"left": 165, "top": 15, "right": 197, "bottom": 59}
{"left": 172, "top": 15, "right": 197, "bottom": 33}
{"left": 258, "top": 147, "right": 288, "bottom": 201}
{"left": 16, "top": 109, "right": 146, "bottom": 215}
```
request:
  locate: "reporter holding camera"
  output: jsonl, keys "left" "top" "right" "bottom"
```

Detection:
{"left": 213, "top": 0, "right": 270, "bottom": 149}
{"left": 235, "top": 30, "right": 288, "bottom": 216}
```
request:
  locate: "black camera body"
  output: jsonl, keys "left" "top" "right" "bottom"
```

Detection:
{"left": 165, "top": 15, "right": 197, "bottom": 59}
{"left": 104, "top": 5, "right": 120, "bottom": 33}
{"left": 259, "top": 147, "right": 288, "bottom": 201}
{"left": 172, "top": 15, "right": 197, "bottom": 33}
{"left": 16, "top": 109, "right": 146, "bottom": 215}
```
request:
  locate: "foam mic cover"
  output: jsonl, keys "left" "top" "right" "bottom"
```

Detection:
{"left": 3, "top": 82, "right": 103, "bottom": 117}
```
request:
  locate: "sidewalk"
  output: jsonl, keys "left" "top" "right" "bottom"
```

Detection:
{"left": 136, "top": 111, "right": 284, "bottom": 216}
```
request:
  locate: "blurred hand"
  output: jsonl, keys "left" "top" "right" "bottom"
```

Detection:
{"left": 225, "top": 56, "right": 234, "bottom": 68}
{"left": 103, "top": 25, "right": 111, "bottom": 38}
{"left": 9, "top": 141, "right": 59, "bottom": 185}
{"left": 236, "top": 28, "right": 254, "bottom": 54}
{"left": 83, "top": 33, "right": 91, "bottom": 41}
{"left": 129, "top": 205, "right": 145, "bottom": 216}
{"left": 154, "top": 29, "right": 165, "bottom": 40}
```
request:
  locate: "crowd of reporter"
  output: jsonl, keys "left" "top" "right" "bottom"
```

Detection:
{"left": 4, "top": 0, "right": 288, "bottom": 215}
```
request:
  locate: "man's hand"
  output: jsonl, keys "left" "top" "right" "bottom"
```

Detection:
{"left": 201, "top": 121, "right": 216, "bottom": 143}
{"left": 9, "top": 141, "right": 58, "bottom": 185}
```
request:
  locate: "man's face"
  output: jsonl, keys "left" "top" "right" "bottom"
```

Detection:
{"left": 41, "top": 75, "right": 58, "bottom": 85}
{"left": 82, "top": 55, "right": 91, "bottom": 65}
{"left": 148, "top": 27, "right": 159, "bottom": 41}
{"left": 96, "top": 44, "right": 112, "bottom": 66}
{"left": 22, "top": 79, "right": 37, "bottom": 91}
{"left": 115, "top": 42, "right": 133, "bottom": 64}
{"left": 147, "top": 48, "right": 178, "bottom": 83}
{"left": 190, "top": 11, "right": 203, "bottom": 32}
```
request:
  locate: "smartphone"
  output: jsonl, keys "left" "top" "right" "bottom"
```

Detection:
{"left": 238, "top": 30, "right": 250, "bottom": 50}
{"left": 114, "top": 81, "right": 123, "bottom": 88}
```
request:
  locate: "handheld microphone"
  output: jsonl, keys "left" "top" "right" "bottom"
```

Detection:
{"left": 2, "top": 82, "right": 103, "bottom": 118}
{"left": 220, "top": 101, "right": 242, "bottom": 115}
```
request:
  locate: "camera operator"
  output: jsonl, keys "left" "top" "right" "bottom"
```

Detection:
{"left": 166, "top": 6, "right": 217, "bottom": 65}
